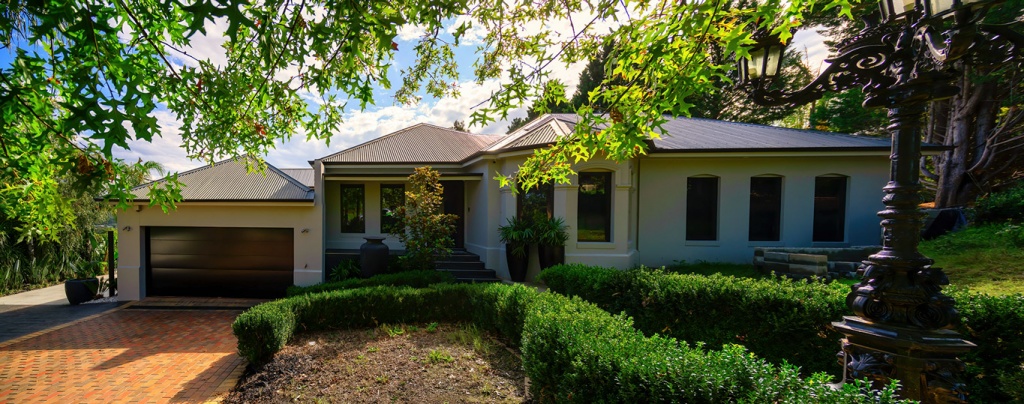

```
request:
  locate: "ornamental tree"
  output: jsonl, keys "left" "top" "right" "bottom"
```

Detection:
{"left": 390, "top": 167, "right": 457, "bottom": 271}
{"left": 2, "top": 0, "right": 857, "bottom": 241}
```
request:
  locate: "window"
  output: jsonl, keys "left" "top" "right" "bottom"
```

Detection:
{"left": 686, "top": 176, "right": 719, "bottom": 241}
{"left": 340, "top": 184, "right": 365, "bottom": 233}
{"left": 813, "top": 176, "right": 848, "bottom": 242}
{"left": 749, "top": 177, "right": 783, "bottom": 241}
{"left": 577, "top": 172, "right": 612, "bottom": 242}
{"left": 518, "top": 182, "right": 553, "bottom": 224}
{"left": 380, "top": 184, "right": 405, "bottom": 233}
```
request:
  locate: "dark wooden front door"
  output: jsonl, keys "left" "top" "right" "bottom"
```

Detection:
{"left": 440, "top": 181, "right": 465, "bottom": 248}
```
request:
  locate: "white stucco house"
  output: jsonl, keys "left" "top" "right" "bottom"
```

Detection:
{"left": 116, "top": 114, "right": 941, "bottom": 300}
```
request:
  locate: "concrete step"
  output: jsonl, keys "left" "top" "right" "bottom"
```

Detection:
{"left": 435, "top": 260, "right": 486, "bottom": 270}
{"left": 439, "top": 252, "right": 482, "bottom": 262}
{"left": 454, "top": 278, "right": 502, "bottom": 284}
{"left": 438, "top": 268, "right": 497, "bottom": 279}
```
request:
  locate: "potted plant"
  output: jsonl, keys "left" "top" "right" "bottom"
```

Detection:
{"left": 498, "top": 216, "right": 533, "bottom": 282}
{"left": 65, "top": 277, "right": 100, "bottom": 305}
{"left": 537, "top": 216, "right": 569, "bottom": 270}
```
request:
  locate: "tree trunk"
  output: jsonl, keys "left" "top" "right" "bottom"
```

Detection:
{"left": 927, "top": 66, "right": 1021, "bottom": 208}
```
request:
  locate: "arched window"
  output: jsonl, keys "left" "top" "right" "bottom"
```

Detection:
{"left": 813, "top": 175, "right": 848, "bottom": 242}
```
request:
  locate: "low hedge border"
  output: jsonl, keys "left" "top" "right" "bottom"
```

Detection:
{"left": 284, "top": 270, "right": 455, "bottom": 297}
{"left": 234, "top": 282, "right": 905, "bottom": 403}
{"left": 539, "top": 264, "right": 1024, "bottom": 403}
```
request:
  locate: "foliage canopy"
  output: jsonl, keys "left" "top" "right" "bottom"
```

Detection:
{"left": 2, "top": 0, "right": 856, "bottom": 240}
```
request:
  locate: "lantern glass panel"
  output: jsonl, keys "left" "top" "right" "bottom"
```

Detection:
{"left": 927, "top": 0, "right": 954, "bottom": 15}
{"left": 748, "top": 48, "right": 765, "bottom": 79}
{"left": 763, "top": 46, "right": 783, "bottom": 78}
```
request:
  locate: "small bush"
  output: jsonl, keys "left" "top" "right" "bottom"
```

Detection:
{"left": 974, "top": 183, "right": 1024, "bottom": 224}
{"left": 538, "top": 264, "right": 848, "bottom": 375}
{"left": 285, "top": 270, "right": 455, "bottom": 297}
{"left": 232, "top": 300, "right": 297, "bottom": 365}
{"left": 949, "top": 288, "right": 1024, "bottom": 403}
{"left": 327, "top": 259, "right": 360, "bottom": 282}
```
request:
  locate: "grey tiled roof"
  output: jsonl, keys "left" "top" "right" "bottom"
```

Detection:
{"left": 321, "top": 123, "right": 505, "bottom": 164}
{"left": 131, "top": 158, "right": 314, "bottom": 202}
{"left": 280, "top": 168, "right": 315, "bottom": 188}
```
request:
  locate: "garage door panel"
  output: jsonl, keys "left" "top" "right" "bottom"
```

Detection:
{"left": 149, "top": 227, "right": 293, "bottom": 242}
{"left": 149, "top": 254, "right": 292, "bottom": 271}
{"left": 150, "top": 268, "right": 292, "bottom": 298}
{"left": 147, "top": 226, "right": 294, "bottom": 298}
{"left": 148, "top": 240, "right": 293, "bottom": 258}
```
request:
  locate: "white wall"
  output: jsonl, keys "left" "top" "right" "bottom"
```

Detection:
{"left": 116, "top": 203, "right": 322, "bottom": 300}
{"left": 637, "top": 154, "right": 889, "bottom": 266}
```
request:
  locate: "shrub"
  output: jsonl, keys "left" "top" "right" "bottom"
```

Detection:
{"left": 973, "top": 183, "right": 1024, "bottom": 224}
{"left": 327, "top": 259, "right": 360, "bottom": 282}
{"left": 948, "top": 289, "right": 1024, "bottom": 403}
{"left": 538, "top": 264, "right": 849, "bottom": 375}
{"left": 285, "top": 270, "right": 455, "bottom": 297}
{"left": 234, "top": 282, "right": 905, "bottom": 402}
{"left": 390, "top": 167, "right": 458, "bottom": 270}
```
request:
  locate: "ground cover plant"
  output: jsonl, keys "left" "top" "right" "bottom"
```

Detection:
{"left": 233, "top": 281, "right": 908, "bottom": 403}
{"left": 225, "top": 323, "right": 525, "bottom": 403}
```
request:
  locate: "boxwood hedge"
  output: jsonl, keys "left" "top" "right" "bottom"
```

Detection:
{"left": 285, "top": 270, "right": 455, "bottom": 297}
{"left": 539, "top": 264, "right": 1024, "bottom": 403}
{"left": 233, "top": 282, "right": 907, "bottom": 403}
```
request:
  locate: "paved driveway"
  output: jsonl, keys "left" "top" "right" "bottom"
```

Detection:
{"left": 0, "top": 307, "right": 245, "bottom": 403}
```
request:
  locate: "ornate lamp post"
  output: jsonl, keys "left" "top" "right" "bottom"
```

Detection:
{"left": 738, "top": 1, "right": 1023, "bottom": 402}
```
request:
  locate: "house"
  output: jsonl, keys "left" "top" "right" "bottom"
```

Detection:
{"left": 116, "top": 114, "right": 939, "bottom": 300}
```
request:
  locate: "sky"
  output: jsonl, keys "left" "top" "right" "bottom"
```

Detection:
{"left": 3, "top": 12, "right": 832, "bottom": 174}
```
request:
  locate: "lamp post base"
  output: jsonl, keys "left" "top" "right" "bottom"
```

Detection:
{"left": 834, "top": 316, "right": 976, "bottom": 403}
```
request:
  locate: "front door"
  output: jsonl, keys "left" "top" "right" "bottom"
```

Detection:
{"left": 440, "top": 181, "right": 465, "bottom": 248}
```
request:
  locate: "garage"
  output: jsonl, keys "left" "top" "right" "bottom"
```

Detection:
{"left": 146, "top": 226, "right": 294, "bottom": 298}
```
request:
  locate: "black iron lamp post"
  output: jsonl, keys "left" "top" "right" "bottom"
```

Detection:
{"left": 738, "top": 1, "right": 1023, "bottom": 402}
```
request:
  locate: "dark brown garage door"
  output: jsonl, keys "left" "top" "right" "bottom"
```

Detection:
{"left": 146, "top": 227, "right": 293, "bottom": 298}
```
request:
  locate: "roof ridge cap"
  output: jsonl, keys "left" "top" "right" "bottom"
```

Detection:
{"left": 264, "top": 161, "right": 313, "bottom": 191}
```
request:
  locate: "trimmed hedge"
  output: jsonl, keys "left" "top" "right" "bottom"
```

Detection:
{"left": 233, "top": 282, "right": 906, "bottom": 402}
{"left": 285, "top": 270, "right": 455, "bottom": 297}
{"left": 538, "top": 264, "right": 848, "bottom": 375}
{"left": 540, "top": 264, "right": 1024, "bottom": 403}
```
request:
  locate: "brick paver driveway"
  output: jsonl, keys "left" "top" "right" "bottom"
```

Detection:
{"left": 0, "top": 308, "right": 244, "bottom": 403}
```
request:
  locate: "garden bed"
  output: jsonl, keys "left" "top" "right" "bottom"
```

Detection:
{"left": 226, "top": 323, "right": 526, "bottom": 403}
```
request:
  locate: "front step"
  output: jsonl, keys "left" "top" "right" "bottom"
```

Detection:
{"left": 434, "top": 251, "right": 501, "bottom": 283}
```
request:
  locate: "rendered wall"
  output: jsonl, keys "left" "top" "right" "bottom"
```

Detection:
{"left": 116, "top": 203, "right": 321, "bottom": 300}
{"left": 637, "top": 154, "right": 889, "bottom": 266}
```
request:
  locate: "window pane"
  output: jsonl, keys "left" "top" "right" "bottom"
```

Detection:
{"left": 578, "top": 172, "right": 612, "bottom": 242}
{"left": 380, "top": 184, "right": 404, "bottom": 233}
{"left": 518, "top": 182, "right": 553, "bottom": 224}
{"left": 749, "top": 177, "right": 782, "bottom": 241}
{"left": 340, "top": 184, "right": 365, "bottom": 233}
{"left": 686, "top": 177, "right": 719, "bottom": 241}
{"left": 813, "top": 177, "right": 847, "bottom": 242}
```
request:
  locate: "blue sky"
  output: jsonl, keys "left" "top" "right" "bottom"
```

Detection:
{"left": 2, "top": 16, "right": 829, "bottom": 173}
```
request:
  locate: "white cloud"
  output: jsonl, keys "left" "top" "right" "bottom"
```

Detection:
{"left": 397, "top": 24, "right": 427, "bottom": 41}
{"left": 792, "top": 28, "right": 831, "bottom": 75}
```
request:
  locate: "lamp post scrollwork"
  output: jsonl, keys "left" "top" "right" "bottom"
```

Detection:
{"left": 738, "top": 0, "right": 1023, "bottom": 402}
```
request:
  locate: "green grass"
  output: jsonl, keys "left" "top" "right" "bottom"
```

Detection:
{"left": 920, "top": 222, "right": 1024, "bottom": 296}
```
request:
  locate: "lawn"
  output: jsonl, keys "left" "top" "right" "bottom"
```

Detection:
{"left": 226, "top": 323, "right": 526, "bottom": 403}
{"left": 666, "top": 223, "right": 1024, "bottom": 296}
{"left": 920, "top": 222, "right": 1024, "bottom": 296}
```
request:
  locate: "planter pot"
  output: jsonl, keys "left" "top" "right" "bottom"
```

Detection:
{"left": 65, "top": 278, "right": 100, "bottom": 305}
{"left": 360, "top": 236, "right": 390, "bottom": 278}
{"left": 505, "top": 243, "right": 529, "bottom": 282}
{"left": 538, "top": 245, "right": 565, "bottom": 270}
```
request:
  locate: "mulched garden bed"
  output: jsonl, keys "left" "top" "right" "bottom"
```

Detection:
{"left": 225, "top": 323, "right": 528, "bottom": 403}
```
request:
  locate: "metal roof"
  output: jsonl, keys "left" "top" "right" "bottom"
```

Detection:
{"left": 280, "top": 168, "right": 315, "bottom": 188}
{"left": 320, "top": 123, "right": 505, "bottom": 164}
{"left": 131, "top": 157, "right": 314, "bottom": 202}
{"left": 649, "top": 117, "right": 893, "bottom": 151}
